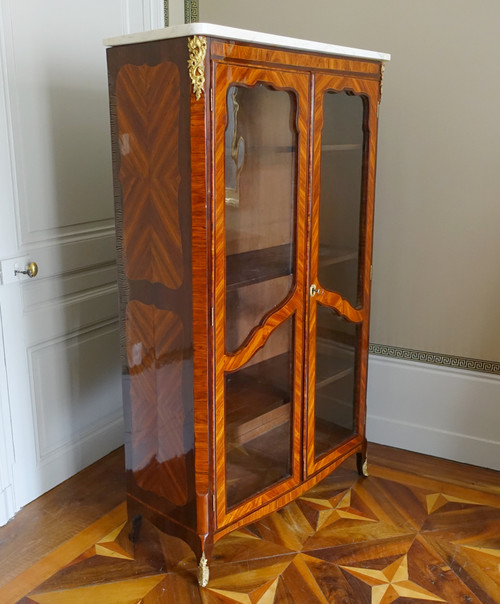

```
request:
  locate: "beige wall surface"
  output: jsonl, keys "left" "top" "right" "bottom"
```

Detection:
{"left": 200, "top": 0, "right": 500, "bottom": 363}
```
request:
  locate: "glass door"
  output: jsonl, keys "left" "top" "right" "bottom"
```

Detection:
{"left": 213, "top": 63, "right": 309, "bottom": 528}
{"left": 306, "top": 73, "right": 380, "bottom": 476}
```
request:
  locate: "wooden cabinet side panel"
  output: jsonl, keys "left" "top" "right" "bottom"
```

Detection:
{"left": 107, "top": 38, "right": 201, "bottom": 544}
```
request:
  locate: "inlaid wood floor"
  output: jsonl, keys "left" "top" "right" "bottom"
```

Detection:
{"left": 1, "top": 444, "right": 500, "bottom": 603}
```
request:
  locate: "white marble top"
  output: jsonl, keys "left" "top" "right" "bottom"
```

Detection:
{"left": 104, "top": 22, "right": 390, "bottom": 62}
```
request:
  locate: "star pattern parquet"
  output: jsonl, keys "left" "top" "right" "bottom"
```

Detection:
{"left": 3, "top": 449, "right": 500, "bottom": 604}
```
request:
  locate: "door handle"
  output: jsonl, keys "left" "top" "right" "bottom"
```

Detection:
{"left": 15, "top": 261, "right": 39, "bottom": 278}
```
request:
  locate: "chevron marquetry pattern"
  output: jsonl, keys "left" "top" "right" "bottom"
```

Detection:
{"left": 12, "top": 451, "right": 500, "bottom": 603}
{"left": 117, "top": 61, "right": 183, "bottom": 289}
{"left": 126, "top": 300, "right": 188, "bottom": 506}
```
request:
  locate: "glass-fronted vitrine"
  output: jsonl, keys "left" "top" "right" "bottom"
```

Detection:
{"left": 107, "top": 23, "right": 387, "bottom": 586}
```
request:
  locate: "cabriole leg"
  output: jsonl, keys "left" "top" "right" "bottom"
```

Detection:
{"left": 357, "top": 452, "right": 369, "bottom": 477}
{"left": 197, "top": 552, "right": 209, "bottom": 587}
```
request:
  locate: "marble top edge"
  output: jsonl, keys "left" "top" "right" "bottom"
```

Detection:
{"left": 103, "top": 22, "right": 390, "bottom": 62}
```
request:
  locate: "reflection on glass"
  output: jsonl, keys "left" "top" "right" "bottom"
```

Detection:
{"left": 225, "top": 84, "right": 297, "bottom": 352}
{"left": 318, "top": 92, "right": 366, "bottom": 307}
{"left": 225, "top": 88, "right": 245, "bottom": 207}
{"left": 225, "top": 318, "right": 294, "bottom": 508}
{"left": 314, "top": 304, "right": 359, "bottom": 459}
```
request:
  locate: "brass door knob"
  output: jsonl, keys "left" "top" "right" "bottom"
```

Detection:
{"left": 15, "top": 261, "right": 39, "bottom": 278}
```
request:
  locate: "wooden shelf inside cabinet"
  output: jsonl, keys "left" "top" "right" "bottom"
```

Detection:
{"left": 321, "top": 143, "right": 362, "bottom": 151}
{"left": 315, "top": 418, "right": 354, "bottom": 456}
{"left": 226, "top": 422, "right": 291, "bottom": 508}
{"left": 226, "top": 353, "right": 291, "bottom": 447}
{"left": 246, "top": 145, "right": 296, "bottom": 154}
{"left": 315, "top": 339, "right": 355, "bottom": 390}
{"left": 319, "top": 245, "right": 358, "bottom": 268}
{"left": 226, "top": 243, "right": 293, "bottom": 291}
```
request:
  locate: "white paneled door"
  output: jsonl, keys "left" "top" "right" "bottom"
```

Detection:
{"left": 0, "top": 0, "right": 164, "bottom": 524}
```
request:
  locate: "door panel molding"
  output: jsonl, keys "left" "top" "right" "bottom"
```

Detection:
{"left": 123, "top": 0, "right": 165, "bottom": 33}
{"left": 0, "top": 307, "right": 16, "bottom": 525}
{"left": 0, "top": 5, "right": 18, "bottom": 524}
{"left": 1, "top": 0, "right": 164, "bottom": 249}
{"left": 0, "top": 2, "right": 20, "bottom": 257}
{"left": 25, "top": 286, "right": 118, "bottom": 347}
{"left": 1, "top": 0, "right": 112, "bottom": 247}
{"left": 19, "top": 232, "right": 117, "bottom": 291}
{"left": 28, "top": 321, "right": 121, "bottom": 463}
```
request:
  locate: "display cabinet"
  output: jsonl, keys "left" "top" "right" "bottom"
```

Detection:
{"left": 105, "top": 23, "right": 389, "bottom": 586}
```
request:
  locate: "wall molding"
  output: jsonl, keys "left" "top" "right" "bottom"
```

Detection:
{"left": 369, "top": 342, "right": 500, "bottom": 376}
{"left": 366, "top": 354, "right": 500, "bottom": 471}
{"left": 0, "top": 0, "right": 22, "bottom": 255}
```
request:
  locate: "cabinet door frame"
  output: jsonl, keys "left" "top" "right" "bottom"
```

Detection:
{"left": 211, "top": 60, "right": 310, "bottom": 530}
{"left": 305, "top": 73, "right": 380, "bottom": 478}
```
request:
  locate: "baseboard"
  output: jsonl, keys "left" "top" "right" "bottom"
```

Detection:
{"left": 13, "top": 414, "right": 124, "bottom": 510}
{"left": 366, "top": 354, "right": 500, "bottom": 471}
{"left": 0, "top": 485, "right": 16, "bottom": 527}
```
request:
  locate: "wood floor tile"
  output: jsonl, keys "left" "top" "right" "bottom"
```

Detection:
{"left": 0, "top": 447, "right": 126, "bottom": 589}
{"left": 27, "top": 575, "right": 168, "bottom": 604}
{"left": 2, "top": 444, "right": 500, "bottom": 603}
{"left": 0, "top": 503, "right": 127, "bottom": 604}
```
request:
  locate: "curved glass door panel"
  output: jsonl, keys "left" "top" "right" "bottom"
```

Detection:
{"left": 225, "top": 317, "right": 294, "bottom": 509}
{"left": 225, "top": 84, "right": 297, "bottom": 352}
{"left": 318, "top": 92, "right": 366, "bottom": 308}
{"left": 314, "top": 304, "right": 360, "bottom": 459}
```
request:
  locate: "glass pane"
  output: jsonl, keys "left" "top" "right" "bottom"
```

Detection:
{"left": 318, "top": 92, "right": 365, "bottom": 307}
{"left": 225, "top": 318, "right": 294, "bottom": 508}
{"left": 225, "top": 84, "right": 297, "bottom": 352}
{"left": 314, "top": 304, "right": 359, "bottom": 459}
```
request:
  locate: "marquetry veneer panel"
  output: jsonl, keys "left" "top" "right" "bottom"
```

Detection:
{"left": 210, "top": 40, "right": 381, "bottom": 78}
{"left": 117, "top": 62, "right": 183, "bottom": 288}
{"left": 126, "top": 301, "right": 187, "bottom": 506}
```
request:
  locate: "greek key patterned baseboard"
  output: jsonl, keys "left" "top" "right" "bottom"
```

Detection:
{"left": 185, "top": 0, "right": 199, "bottom": 22}
{"left": 164, "top": 1, "right": 199, "bottom": 26}
{"left": 369, "top": 343, "right": 500, "bottom": 376}
{"left": 164, "top": 0, "right": 169, "bottom": 26}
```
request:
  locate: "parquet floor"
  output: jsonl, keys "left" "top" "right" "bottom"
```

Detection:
{"left": 1, "top": 444, "right": 500, "bottom": 603}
